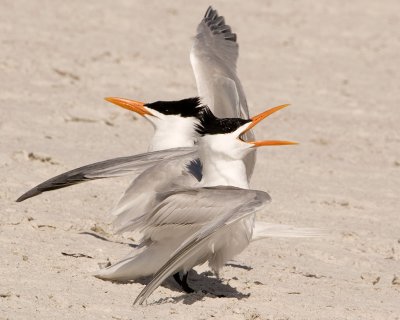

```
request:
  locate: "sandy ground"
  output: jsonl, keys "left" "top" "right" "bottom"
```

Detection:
{"left": 1, "top": 0, "right": 400, "bottom": 319}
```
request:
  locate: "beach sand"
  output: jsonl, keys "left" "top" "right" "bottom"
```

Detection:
{"left": 1, "top": 0, "right": 399, "bottom": 319}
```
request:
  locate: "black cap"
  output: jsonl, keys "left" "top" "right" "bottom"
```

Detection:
{"left": 145, "top": 97, "right": 204, "bottom": 118}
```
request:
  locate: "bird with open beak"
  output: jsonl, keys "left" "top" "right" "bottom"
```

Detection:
{"left": 16, "top": 6, "right": 253, "bottom": 206}
{"left": 94, "top": 105, "right": 296, "bottom": 302}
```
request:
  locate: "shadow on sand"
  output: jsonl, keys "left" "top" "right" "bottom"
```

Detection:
{"left": 105, "top": 269, "right": 250, "bottom": 305}
{"left": 83, "top": 230, "right": 251, "bottom": 305}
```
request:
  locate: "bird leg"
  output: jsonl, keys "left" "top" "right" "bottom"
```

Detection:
{"left": 173, "top": 272, "right": 183, "bottom": 286}
{"left": 173, "top": 272, "right": 194, "bottom": 293}
{"left": 173, "top": 272, "right": 225, "bottom": 297}
{"left": 181, "top": 272, "right": 195, "bottom": 293}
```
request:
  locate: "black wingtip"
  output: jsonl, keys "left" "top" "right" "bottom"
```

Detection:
{"left": 203, "top": 6, "right": 237, "bottom": 42}
{"left": 205, "top": 6, "right": 217, "bottom": 18}
{"left": 16, "top": 188, "right": 42, "bottom": 202}
{"left": 204, "top": 6, "right": 214, "bottom": 18}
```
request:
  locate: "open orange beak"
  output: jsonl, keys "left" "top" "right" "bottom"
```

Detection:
{"left": 242, "top": 104, "right": 298, "bottom": 147}
{"left": 105, "top": 97, "right": 153, "bottom": 116}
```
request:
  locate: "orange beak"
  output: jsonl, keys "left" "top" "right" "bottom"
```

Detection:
{"left": 242, "top": 104, "right": 298, "bottom": 147}
{"left": 104, "top": 97, "right": 153, "bottom": 116}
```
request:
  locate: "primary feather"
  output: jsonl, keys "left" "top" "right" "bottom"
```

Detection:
{"left": 133, "top": 188, "right": 270, "bottom": 305}
{"left": 95, "top": 187, "right": 269, "bottom": 286}
{"left": 16, "top": 147, "right": 196, "bottom": 202}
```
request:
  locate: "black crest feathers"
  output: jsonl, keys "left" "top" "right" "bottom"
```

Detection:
{"left": 196, "top": 106, "right": 250, "bottom": 136}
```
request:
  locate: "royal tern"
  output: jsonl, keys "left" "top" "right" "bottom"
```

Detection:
{"left": 15, "top": 6, "right": 319, "bottom": 300}
{"left": 17, "top": 6, "right": 314, "bottom": 241}
{"left": 95, "top": 105, "right": 296, "bottom": 299}
{"left": 17, "top": 7, "right": 249, "bottom": 204}
{"left": 17, "top": 7, "right": 255, "bottom": 232}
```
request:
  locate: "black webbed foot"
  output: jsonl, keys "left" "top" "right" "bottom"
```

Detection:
{"left": 173, "top": 272, "right": 195, "bottom": 293}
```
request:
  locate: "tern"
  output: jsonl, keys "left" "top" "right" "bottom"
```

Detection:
{"left": 94, "top": 105, "right": 296, "bottom": 301}
{"left": 16, "top": 7, "right": 248, "bottom": 201}
{"left": 16, "top": 6, "right": 318, "bottom": 298}
{"left": 17, "top": 6, "right": 315, "bottom": 241}
{"left": 17, "top": 7, "right": 255, "bottom": 233}
{"left": 16, "top": 97, "right": 312, "bottom": 243}
{"left": 17, "top": 7, "right": 252, "bottom": 203}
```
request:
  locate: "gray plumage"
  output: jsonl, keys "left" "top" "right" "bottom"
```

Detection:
{"left": 95, "top": 187, "right": 270, "bottom": 286}
{"left": 191, "top": 6, "right": 247, "bottom": 119}
{"left": 16, "top": 147, "right": 196, "bottom": 202}
{"left": 191, "top": 6, "right": 256, "bottom": 177}
{"left": 133, "top": 187, "right": 270, "bottom": 305}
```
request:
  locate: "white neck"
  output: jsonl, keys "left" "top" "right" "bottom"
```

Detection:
{"left": 200, "top": 158, "right": 249, "bottom": 189}
{"left": 147, "top": 115, "right": 197, "bottom": 152}
{"left": 199, "top": 138, "right": 249, "bottom": 188}
{"left": 149, "top": 130, "right": 195, "bottom": 151}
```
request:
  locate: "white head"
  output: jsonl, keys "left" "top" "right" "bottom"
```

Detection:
{"left": 105, "top": 97, "right": 204, "bottom": 151}
{"left": 197, "top": 104, "right": 297, "bottom": 162}
{"left": 195, "top": 104, "right": 297, "bottom": 188}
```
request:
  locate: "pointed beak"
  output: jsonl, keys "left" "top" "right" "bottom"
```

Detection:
{"left": 105, "top": 97, "right": 153, "bottom": 116}
{"left": 242, "top": 104, "right": 298, "bottom": 147}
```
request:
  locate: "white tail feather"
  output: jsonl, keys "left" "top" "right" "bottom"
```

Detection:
{"left": 252, "top": 221, "right": 325, "bottom": 241}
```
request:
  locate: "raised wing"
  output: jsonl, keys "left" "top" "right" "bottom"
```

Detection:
{"left": 16, "top": 147, "right": 196, "bottom": 202}
{"left": 191, "top": 6, "right": 256, "bottom": 178}
{"left": 133, "top": 187, "right": 270, "bottom": 305}
{"left": 191, "top": 6, "right": 249, "bottom": 119}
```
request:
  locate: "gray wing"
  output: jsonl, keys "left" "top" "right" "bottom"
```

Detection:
{"left": 116, "top": 186, "right": 249, "bottom": 236}
{"left": 16, "top": 147, "right": 196, "bottom": 202}
{"left": 133, "top": 187, "right": 270, "bottom": 305}
{"left": 191, "top": 6, "right": 249, "bottom": 119}
{"left": 112, "top": 156, "right": 200, "bottom": 233}
{"left": 191, "top": 7, "right": 256, "bottom": 178}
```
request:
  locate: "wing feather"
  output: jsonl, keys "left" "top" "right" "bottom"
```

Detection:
{"left": 112, "top": 156, "right": 199, "bottom": 233}
{"left": 16, "top": 147, "right": 196, "bottom": 202}
{"left": 191, "top": 7, "right": 256, "bottom": 177}
{"left": 190, "top": 6, "right": 248, "bottom": 118}
{"left": 133, "top": 187, "right": 270, "bottom": 305}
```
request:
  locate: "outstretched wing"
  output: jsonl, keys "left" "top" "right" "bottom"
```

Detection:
{"left": 191, "top": 6, "right": 255, "bottom": 178}
{"left": 16, "top": 147, "right": 196, "bottom": 202}
{"left": 133, "top": 187, "right": 270, "bottom": 305}
{"left": 191, "top": 6, "right": 249, "bottom": 119}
